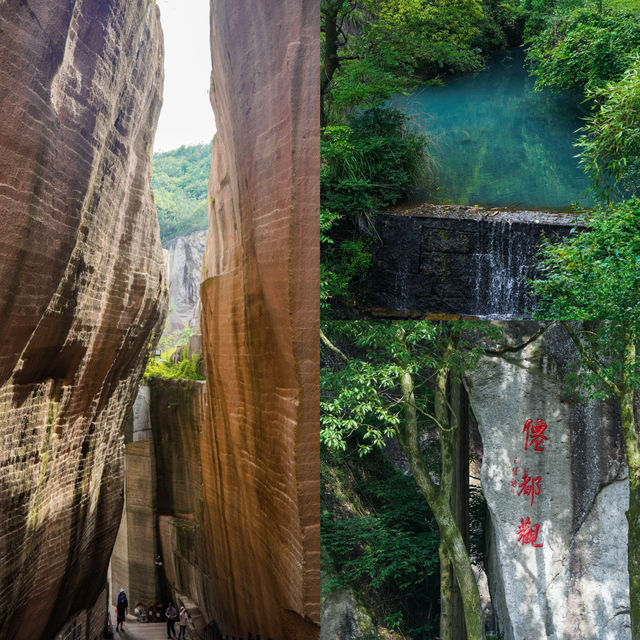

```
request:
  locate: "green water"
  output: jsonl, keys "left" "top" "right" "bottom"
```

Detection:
{"left": 394, "top": 49, "right": 593, "bottom": 210}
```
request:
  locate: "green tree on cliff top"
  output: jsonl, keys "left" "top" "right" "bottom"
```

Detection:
{"left": 152, "top": 142, "right": 211, "bottom": 245}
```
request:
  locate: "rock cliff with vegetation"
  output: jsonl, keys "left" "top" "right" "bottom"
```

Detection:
{"left": 0, "top": 1, "right": 166, "bottom": 638}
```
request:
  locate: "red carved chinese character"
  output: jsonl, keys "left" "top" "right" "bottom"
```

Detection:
{"left": 523, "top": 419, "right": 548, "bottom": 451}
{"left": 517, "top": 470, "right": 542, "bottom": 506}
{"left": 516, "top": 517, "right": 544, "bottom": 547}
{"left": 510, "top": 458, "right": 519, "bottom": 494}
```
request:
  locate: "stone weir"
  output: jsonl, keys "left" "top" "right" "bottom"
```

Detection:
{"left": 0, "top": 2, "right": 166, "bottom": 639}
{"left": 364, "top": 204, "right": 582, "bottom": 319}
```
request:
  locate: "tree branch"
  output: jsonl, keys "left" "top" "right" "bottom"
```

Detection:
{"left": 320, "top": 329, "right": 350, "bottom": 364}
{"left": 561, "top": 321, "right": 620, "bottom": 396}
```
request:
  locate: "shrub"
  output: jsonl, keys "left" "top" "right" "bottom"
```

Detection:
{"left": 577, "top": 55, "right": 640, "bottom": 198}
{"left": 321, "top": 106, "right": 430, "bottom": 308}
{"left": 525, "top": 6, "right": 640, "bottom": 93}
{"left": 321, "top": 106, "right": 430, "bottom": 220}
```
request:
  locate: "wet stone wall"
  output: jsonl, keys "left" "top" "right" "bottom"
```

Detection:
{"left": 364, "top": 205, "right": 580, "bottom": 319}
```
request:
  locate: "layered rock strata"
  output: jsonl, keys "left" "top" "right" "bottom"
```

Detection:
{"left": 465, "top": 322, "right": 630, "bottom": 640}
{"left": 0, "top": 2, "right": 166, "bottom": 638}
{"left": 199, "top": 1, "right": 320, "bottom": 637}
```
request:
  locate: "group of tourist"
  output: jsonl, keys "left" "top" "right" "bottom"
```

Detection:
{"left": 114, "top": 589, "right": 190, "bottom": 638}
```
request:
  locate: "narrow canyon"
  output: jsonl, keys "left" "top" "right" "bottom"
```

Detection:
{"left": 0, "top": 1, "right": 319, "bottom": 640}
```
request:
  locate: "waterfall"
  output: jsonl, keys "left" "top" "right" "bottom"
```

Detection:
{"left": 367, "top": 209, "right": 577, "bottom": 319}
{"left": 471, "top": 220, "right": 538, "bottom": 319}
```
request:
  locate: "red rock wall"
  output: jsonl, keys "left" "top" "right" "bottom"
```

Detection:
{"left": 0, "top": 2, "right": 166, "bottom": 638}
{"left": 200, "top": 1, "right": 320, "bottom": 638}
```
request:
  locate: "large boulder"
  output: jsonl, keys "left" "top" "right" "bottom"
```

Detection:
{"left": 320, "top": 588, "right": 376, "bottom": 640}
{"left": 466, "top": 322, "right": 630, "bottom": 640}
{"left": 0, "top": 2, "right": 166, "bottom": 638}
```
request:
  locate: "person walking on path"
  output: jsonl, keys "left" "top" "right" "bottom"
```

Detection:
{"left": 178, "top": 605, "right": 188, "bottom": 639}
{"left": 165, "top": 602, "right": 178, "bottom": 639}
{"left": 115, "top": 589, "right": 128, "bottom": 632}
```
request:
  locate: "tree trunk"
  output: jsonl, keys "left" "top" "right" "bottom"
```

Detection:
{"left": 440, "top": 542, "right": 453, "bottom": 640}
{"left": 399, "top": 371, "right": 485, "bottom": 640}
{"left": 451, "top": 379, "right": 470, "bottom": 640}
{"left": 437, "top": 343, "right": 469, "bottom": 640}
{"left": 628, "top": 474, "right": 640, "bottom": 640}
{"left": 436, "top": 363, "right": 455, "bottom": 640}
{"left": 619, "top": 334, "right": 640, "bottom": 639}
{"left": 434, "top": 493, "right": 485, "bottom": 640}
{"left": 321, "top": 1, "right": 340, "bottom": 127}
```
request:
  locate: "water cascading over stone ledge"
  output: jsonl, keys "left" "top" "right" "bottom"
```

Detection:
{"left": 0, "top": 2, "right": 166, "bottom": 639}
{"left": 364, "top": 205, "right": 580, "bottom": 319}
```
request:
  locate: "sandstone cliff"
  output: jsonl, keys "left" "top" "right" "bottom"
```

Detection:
{"left": 0, "top": 2, "right": 166, "bottom": 638}
{"left": 196, "top": 1, "right": 320, "bottom": 637}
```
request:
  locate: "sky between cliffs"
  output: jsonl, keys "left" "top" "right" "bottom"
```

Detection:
{"left": 154, "top": 0, "right": 216, "bottom": 152}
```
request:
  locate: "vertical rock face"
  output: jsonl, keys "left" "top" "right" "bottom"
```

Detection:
{"left": 164, "top": 230, "right": 207, "bottom": 334}
{"left": 145, "top": 380, "right": 211, "bottom": 628}
{"left": 199, "top": 1, "right": 320, "bottom": 638}
{"left": 465, "top": 323, "right": 630, "bottom": 640}
{"left": 0, "top": 2, "right": 166, "bottom": 638}
{"left": 110, "top": 385, "right": 158, "bottom": 612}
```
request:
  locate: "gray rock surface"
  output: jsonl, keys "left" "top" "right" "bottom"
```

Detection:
{"left": 164, "top": 230, "right": 207, "bottom": 334}
{"left": 320, "top": 589, "right": 375, "bottom": 640}
{"left": 465, "top": 322, "right": 630, "bottom": 640}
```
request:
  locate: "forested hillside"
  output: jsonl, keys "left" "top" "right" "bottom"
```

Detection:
{"left": 152, "top": 142, "right": 211, "bottom": 244}
{"left": 322, "top": 1, "right": 640, "bottom": 639}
